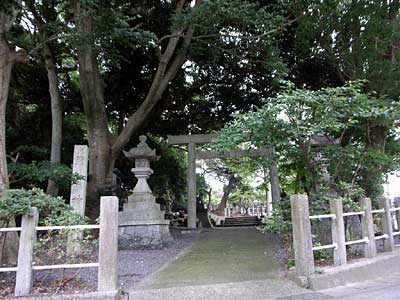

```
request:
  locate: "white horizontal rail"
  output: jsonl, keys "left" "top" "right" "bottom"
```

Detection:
{"left": 0, "top": 225, "right": 99, "bottom": 232}
{"left": 390, "top": 207, "right": 400, "bottom": 212}
{"left": 36, "top": 225, "right": 100, "bottom": 231}
{"left": 312, "top": 243, "right": 338, "bottom": 251}
{"left": 32, "top": 262, "right": 99, "bottom": 270}
{"left": 0, "top": 266, "right": 17, "bottom": 272}
{"left": 309, "top": 214, "right": 336, "bottom": 220}
{"left": 343, "top": 211, "right": 365, "bottom": 217}
{"left": 375, "top": 234, "right": 388, "bottom": 240}
{"left": 393, "top": 231, "right": 400, "bottom": 236}
{"left": 372, "top": 209, "right": 385, "bottom": 214}
{"left": 345, "top": 237, "right": 369, "bottom": 246}
{"left": 0, "top": 227, "right": 21, "bottom": 232}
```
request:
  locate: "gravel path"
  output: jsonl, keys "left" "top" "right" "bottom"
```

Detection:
{"left": 0, "top": 228, "right": 197, "bottom": 297}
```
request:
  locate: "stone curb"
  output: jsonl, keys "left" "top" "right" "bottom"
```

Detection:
{"left": 291, "top": 249, "right": 400, "bottom": 290}
{"left": 13, "top": 290, "right": 122, "bottom": 300}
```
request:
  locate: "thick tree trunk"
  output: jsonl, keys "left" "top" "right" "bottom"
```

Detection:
{"left": 74, "top": 0, "right": 199, "bottom": 214}
{"left": 217, "top": 174, "right": 239, "bottom": 214}
{"left": 0, "top": 11, "right": 20, "bottom": 265}
{"left": 43, "top": 44, "right": 63, "bottom": 196}
{"left": 75, "top": 1, "right": 114, "bottom": 215}
{"left": 0, "top": 40, "right": 17, "bottom": 266}
{"left": 86, "top": 126, "right": 115, "bottom": 214}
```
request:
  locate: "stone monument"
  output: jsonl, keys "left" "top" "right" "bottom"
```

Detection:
{"left": 118, "top": 136, "right": 173, "bottom": 249}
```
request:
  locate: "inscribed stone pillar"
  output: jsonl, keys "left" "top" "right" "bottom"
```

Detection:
{"left": 187, "top": 142, "right": 197, "bottom": 229}
{"left": 69, "top": 145, "right": 89, "bottom": 215}
{"left": 67, "top": 145, "right": 88, "bottom": 255}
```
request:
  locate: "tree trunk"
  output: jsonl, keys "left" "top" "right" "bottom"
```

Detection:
{"left": 27, "top": 0, "right": 64, "bottom": 196}
{"left": 74, "top": 0, "right": 198, "bottom": 213}
{"left": 75, "top": 1, "right": 114, "bottom": 216}
{"left": 0, "top": 10, "right": 21, "bottom": 265}
{"left": 0, "top": 42, "right": 11, "bottom": 193}
{"left": 43, "top": 44, "right": 63, "bottom": 196}
{"left": 0, "top": 39, "right": 16, "bottom": 266}
{"left": 269, "top": 148, "right": 281, "bottom": 202}
{"left": 217, "top": 174, "right": 239, "bottom": 214}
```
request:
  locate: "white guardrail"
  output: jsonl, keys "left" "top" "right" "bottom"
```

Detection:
{"left": 291, "top": 195, "right": 400, "bottom": 278}
{"left": 310, "top": 203, "right": 397, "bottom": 254}
{"left": 0, "top": 224, "right": 100, "bottom": 273}
{"left": 0, "top": 196, "right": 119, "bottom": 297}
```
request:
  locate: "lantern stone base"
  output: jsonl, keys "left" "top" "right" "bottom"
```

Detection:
{"left": 118, "top": 194, "right": 173, "bottom": 249}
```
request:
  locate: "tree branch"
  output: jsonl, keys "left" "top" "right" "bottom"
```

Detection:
{"left": 157, "top": 16, "right": 299, "bottom": 45}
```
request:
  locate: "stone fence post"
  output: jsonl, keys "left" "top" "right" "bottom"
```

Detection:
{"left": 330, "top": 198, "right": 347, "bottom": 266}
{"left": 394, "top": 197, "right": 400, "bottom": 231}
{"left": 379, "top": 197, "right": 394, "bottom": 252}
{"left": 15, "top": 207, "right": 39, "bottom": 296}
{"left": 360, "top": 197, "right": 377, "bottom": 258}
{"left": 98, "top": 196, "right": 119, "bottom": 291}
{"left": 290, "top": 194, "right": 315, "bottom": 277}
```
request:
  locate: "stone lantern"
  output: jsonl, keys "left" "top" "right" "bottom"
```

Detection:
{"left": 118, "top": 136, "right": 172, "bottom": 249}
{"left": 124, "top": 135, "right": 159, "bottom": 195}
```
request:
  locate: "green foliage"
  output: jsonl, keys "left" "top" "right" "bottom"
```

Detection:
{"left": 196, "top": 174, "right": 210, "bottom": 205}
{"left": 294, "top": 0, "right": 400, "bottom": 99}
{"left": 0, "top": 188, "right": 96, "bottom": 274}
{"left": 261, "top": 208, "right": 291, "bottom": 235}
{"left": 8, "top": 161, "right": 81, "bottom": 191}
{"left": 0, "top": 188, "right": 83, "bottom": 225}
{"left": 212, "top": 82, "right": 400, "bottom": 197}
{"left": 312, "top": 244, "right": 333, "bottom": 262}
{"left": 260, "top": 182, "right": 365, "bottom": 236}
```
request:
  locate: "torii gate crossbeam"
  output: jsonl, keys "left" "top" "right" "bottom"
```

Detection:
{"left": 167, "top": 134, "right": 279, "bottom": 229}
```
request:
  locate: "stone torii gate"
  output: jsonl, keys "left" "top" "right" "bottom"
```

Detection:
{"left": 167, "top": 134, "right": 280, "bottom": 229}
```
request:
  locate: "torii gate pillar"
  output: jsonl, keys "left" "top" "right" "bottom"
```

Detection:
{"left": 168, "top": 134, "right": 216, "bottom": 229}
{"left": 168, "top": 134, "right": 278, "bottom": 229}
{"left": 187, "top": 143, "right": 197, "bottom": 228}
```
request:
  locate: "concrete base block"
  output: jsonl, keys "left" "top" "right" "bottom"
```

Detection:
{"left": 118, "top": 193, "right": 172, "bottom": 249}
{"left": 293, "top": 249, "right": 400, "bottom": 290}
{"left": 118, "top": 223, "right": 173, "bottom": 250}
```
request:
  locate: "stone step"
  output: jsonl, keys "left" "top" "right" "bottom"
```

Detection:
{"left": 223, "top": 216, "right": 261, "bottom": 227}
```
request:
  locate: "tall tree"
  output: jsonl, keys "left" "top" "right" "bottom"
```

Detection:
{"left": 71, "top": 0, "right": 288, "bottom": 209}
{"left": 0, "top": 1, "right": 27, "bottom": 264}
{"left": 27, "top": 0, "right": 64, "bottom": 196}
{"left": 294, "top": 0, "right": 400, "bottom": 195}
